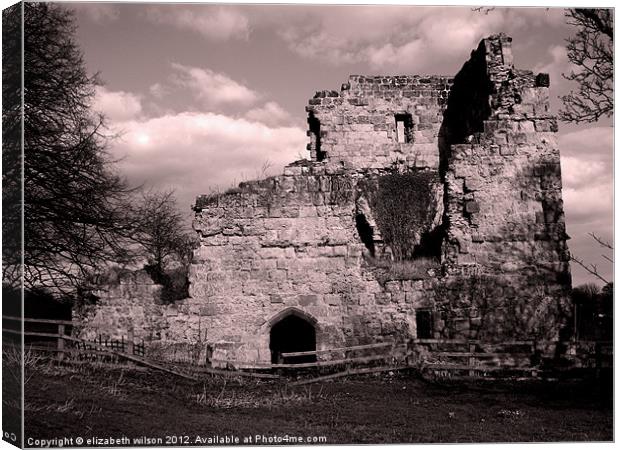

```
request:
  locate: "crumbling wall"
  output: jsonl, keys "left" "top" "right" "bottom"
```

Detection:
{"left": 439, "top": 34, "right": 571, "bottom": 341}
{"left": 75, "top": 269, "right": 167, "bottom": 341}
{"left": 78, "top": 34, "right": 572, "bottom": 362}
{"left": 306, "top": 75, "right": 451, "bottom": 170}
{"left": 186, "top": 163, "right": 438, "bottom": 363}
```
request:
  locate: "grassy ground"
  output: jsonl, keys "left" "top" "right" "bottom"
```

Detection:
{"left": 23, "top": 362, "right": 612, "bottom": 445}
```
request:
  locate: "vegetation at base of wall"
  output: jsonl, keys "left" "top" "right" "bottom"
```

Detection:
{"left": 461, "top": 275, "right": 573, "bottom": 342}
{"left": 366, "top": 257, "right": 441, "bottom": 284}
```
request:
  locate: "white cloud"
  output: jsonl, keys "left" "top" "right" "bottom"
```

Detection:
{"left": 149, "top": 83, "right": 168, "bottom": 100}
{"left": 170, "top": 63, "right": 259, "bottom": 108}
{"left": 559, "top": 126, "right": 614, "bottom": 160}
{"left": 93, "top": 87, "right": 142, "bottom": 122}
{"left": 267, "top": 7, "right": 572, "bottom": 73}
{"left": 559, "top": 127, "right": 613, "bottom": 219}
{"left": 561, "top": 156, "right": 609, "bottom": 191}
{"left": 145, "top": 6, "right": 250, "bottom": 41}
{"left": 533, "top": 45, "right": 570, "bottom": 90}
{"left": 558, "top": 126, "right": 613, "bottom": 280}
{"left": 107, "top": 112, "right": 307, "bottom": 210}
{"left": 71, "top": 4, "right": 120, "bottom": 23}
{"left": 272, "top": 7, "right": 525, "bottom": 72}
{"left": 245, "top": 102, "right": 292, "bottom": 127}
{"left": 563, "top": 184, "right": 613, "bottom": 224}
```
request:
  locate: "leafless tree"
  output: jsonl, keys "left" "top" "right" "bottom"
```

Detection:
{"left": 560, "top": 8, "right": 613, "bottom": 123}
{"left": 570, "top": 233, "right": 613, "bottom": 284}
{"left": 129, "top": 190, "right": 197, "bottom": 281}
{"left": 2, "top": 3, "right": 135, "bottom": 296}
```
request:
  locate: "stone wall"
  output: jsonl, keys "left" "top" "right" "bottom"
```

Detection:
{"left": 78, "top": 34, "right": 572, "bottom": 365}
{"left": 189, "top": 163, "right": 435, "bottom": 363}
{"left": 75, "top": 269, "right": 166, "bottom": 341}
{"left": 306, "top": 75, "right": 450, "bottom": 170}
{"left": 440, "top": 33, "right": 571, "bottom": 341}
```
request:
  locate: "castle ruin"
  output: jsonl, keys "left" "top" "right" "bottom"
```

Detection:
{"left": 79, "top": 34, "right": 572, "bottom": 366}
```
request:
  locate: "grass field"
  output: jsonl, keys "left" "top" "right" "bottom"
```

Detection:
{"left": 23, "top": 363, "right": 612, "bottom": 445}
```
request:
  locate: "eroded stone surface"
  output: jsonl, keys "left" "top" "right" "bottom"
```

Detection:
{"left": 78, "top": 34, "right": 571, "bottom": 365}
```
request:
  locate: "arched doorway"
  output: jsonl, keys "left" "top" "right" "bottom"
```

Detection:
{"left": 270, "top": 314, "right": 317, "bottom": 364}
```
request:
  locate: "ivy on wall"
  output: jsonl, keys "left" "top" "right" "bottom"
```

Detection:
{"left": 359, "top": 169, "right": 441, "bottom": 261}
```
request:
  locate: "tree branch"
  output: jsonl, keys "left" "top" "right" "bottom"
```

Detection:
{"left": 570, "top": 255, "right": 610, "bottom": 284}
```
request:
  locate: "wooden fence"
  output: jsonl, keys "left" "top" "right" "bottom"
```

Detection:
{"left": 210, "top": 341, "right": 402, "bottom": 370}
{"left": 2, "top": 316, "right": 145, "bottom": 360}
{"left": 2, "top": 315, "right": 612, "bottom": 381}
{"left": 408, "top": 338, "right": 613, "bottom": 378}
{"left": 212, "top": 337, "right": 612, "bottom": 379}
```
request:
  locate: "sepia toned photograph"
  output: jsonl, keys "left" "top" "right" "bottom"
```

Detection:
{"left": 1, "top": 1, "right": 614, "bottom": 447}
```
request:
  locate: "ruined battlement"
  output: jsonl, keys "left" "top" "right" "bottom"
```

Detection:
{"left": 311, "top": 74, "right": 453, "bottom": 101}
{"left": 305, "top": 71, "right": 447, "bottom": 169}
{"left": 304, "top": 34, "right": 554, "bottom": 172}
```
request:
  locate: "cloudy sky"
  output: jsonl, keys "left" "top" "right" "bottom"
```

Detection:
{"left": 65, "top": 2, "right": 613, "bottom": 287}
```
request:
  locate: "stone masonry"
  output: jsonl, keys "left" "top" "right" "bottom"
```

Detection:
{"left": 78, "top": 34, "right": 572, "bottom": 366}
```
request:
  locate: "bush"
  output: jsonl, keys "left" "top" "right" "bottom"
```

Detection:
{"left": 359, "top": 170, "right": 441, "bottom": 261}
{"left": 144, "top": 264, "right": 189, "bottom": 304}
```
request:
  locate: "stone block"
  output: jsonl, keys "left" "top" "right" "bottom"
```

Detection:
{"left": 199, "top": 305, "right": 218, "bottom": 316}
{"left": 270, "top": 294, "right": 283, "bottom": 303}
{"left": 298, "top": 294, "right": 319, "bottom": 306}
{"left": 325, "top": 294, "right": 341, "bottom": 306}
{"left": 499, "top": 145, "right": 516, "bottom": 156}
{"left": 375, "top": 293, "right": 391, "bottom": 305}
{"left": 464, "top": 178, "right": 483, "bottom": 192}
{"left": 332, "top": 245, "right": 348, "bottom": 257}
{"left": 465, "top": 200, "right": 480, "bottom": 214}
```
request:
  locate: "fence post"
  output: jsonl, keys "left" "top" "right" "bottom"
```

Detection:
{"left": 409, "top": 338, "right": 420, "bottom": 368}
{"left": 468, "top": 342, "right": 476, "bottom": 377}
{"left": 595, "top": 342, "right": 601, "bottom": 379}
{"left": 127, "top": 330, "right": 135, "bottom": 355}
{"left": 57, "top": 324, "right": 65, "bottom": 361}
{"left": 531, "top": 340, "right": 538, "bottom": 378}
{"left": 573, "top": 303, "right": 579, "bottom": 342}
{"left": 405, "top": 339, "right": 411, "bottom": 366}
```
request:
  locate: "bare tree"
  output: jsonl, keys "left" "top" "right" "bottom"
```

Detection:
{"left": 124, "top": 189, "right": 198, "bottom": 302}
{"left": 560, "top": 8, "right": 613, "bottom": 123}
{"left": 129, "top": 190, "right": 197, "bottom": 281}
{"left": 2, "top": 3, "right": 135, "bottom": 296}
{"left": 571, "top": 281, "right": 612, "bottom": 340}
{"left": 570, "top": 233, "right": 613, "bottom": 284}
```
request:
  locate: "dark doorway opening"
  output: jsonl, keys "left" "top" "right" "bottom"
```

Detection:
{"left": 416, "top": 309, "right": 433, "bottom": 339}
{"left": 270, "top": 315, "right": 317, "bottom": 364}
